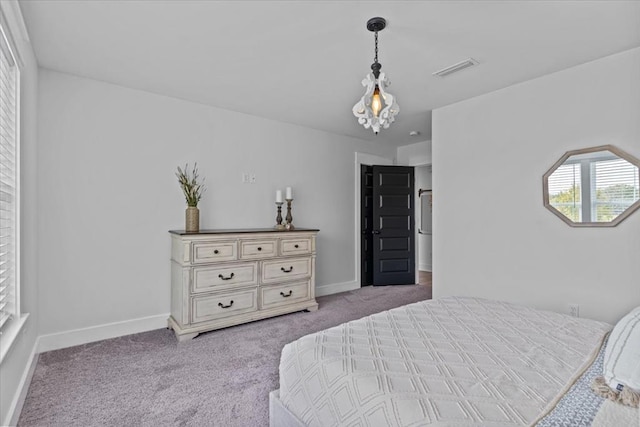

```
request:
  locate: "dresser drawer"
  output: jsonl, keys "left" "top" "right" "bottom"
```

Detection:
{"left": 191, "top": 289, "right": 258, "bottom": 324}
{"left": 239, "top": 239, "right": 277, "bottom": 259}
{"left": 260, "top": 281, "right": 310, "bottom": 309}
{"left": 262, "top": 257, "right": 312, "bottom": 284}
{"left": 192, "top": 241, "right": 237, "bottom": 264}
{"left": 192, "top": 262, "right": 258, "bottom": 294}
{"left": 280, "top": 237, "right": 312, "bottom": 256}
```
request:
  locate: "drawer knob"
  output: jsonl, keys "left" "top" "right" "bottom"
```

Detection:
{"left": 294, "top": 244, "right": 299, "bottom": 249}
{"left": 218, "top": 300, "right": 234, "bottom": 309}
{"left": 280, "top": 290, "right": 293, "bottom": 298}
{"left": 214, "top": 249, "right": 219, "bottom": 254}
{"left": 257, "top": 247, "right": 262, "bottom": 251}
{"left": 281, "top": 266, "right": 294, "bottom": 273}
{"left": 218, "top": 273, "right": 235, "bottom": 281}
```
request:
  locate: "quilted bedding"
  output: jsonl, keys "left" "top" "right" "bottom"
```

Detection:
{"left": 278, "top": 297, "right": 612, "bottom": 426}
{"left": 537, "top": 340, "right": 639, "bottom": 426}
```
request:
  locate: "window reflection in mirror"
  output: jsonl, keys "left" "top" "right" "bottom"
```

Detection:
{"left": 544, "top": 146, "right": 640, "bottom": 227}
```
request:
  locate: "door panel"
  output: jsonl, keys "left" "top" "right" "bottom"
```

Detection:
{"left": 380, "top": 259, "right": 410, "bottom": 273}
{"left": 380, "top": 215, "right": 411, "bottom": 230}
{"left": 380, "top": 172, "right": 412, "bottom": 187}
{"left": 380, "top": 194, "right": 411, "bottom": 209}
{"left": 380, "top": 237, "right": 411, "bottom": 251}
{"left": 360, "top": 165, "right": 373, "bottom": 286}
{"left": 372, "top": 165, "right": 415, "bottom": 285}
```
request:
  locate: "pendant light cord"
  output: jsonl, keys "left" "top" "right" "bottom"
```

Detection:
{"left": 371, "top": 30, "right": 382, "bottom": 79}
{"left": 374, "top": 31, "right": 379, "bottom": 64}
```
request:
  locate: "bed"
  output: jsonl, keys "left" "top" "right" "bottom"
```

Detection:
{"left": 270, "top": 297, "right": 639, "bottom": 426}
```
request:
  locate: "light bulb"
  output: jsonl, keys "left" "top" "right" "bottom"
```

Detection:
{"left": 371, "top": 85, "right": 382, "bottom": 117}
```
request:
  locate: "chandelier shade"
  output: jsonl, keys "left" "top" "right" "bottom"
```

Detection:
{"left": 352, "top": 17, "right": 399, "bottom": 134}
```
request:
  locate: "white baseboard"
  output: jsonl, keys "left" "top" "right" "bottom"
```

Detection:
{"left": 37, "top": 314, "right": 170, "bottom": 353}
{"left": 316, "top": 280, "right": 359, "bottom": 297}
{"left": 4, "top": 313, "right": 167, "bottom": 424}
{"left": 419, "top": 263, "right": 432, "bottom": 272}
{"left": 4, "top": 344, "right": 38, "bottom": 427}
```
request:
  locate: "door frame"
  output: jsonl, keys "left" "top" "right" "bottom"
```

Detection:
{"left": 354, "top": 152, "right": 393, "bottom": 288}
{"left": 408, "top": 160, "right": 432, "bottom": 283}
{"left": 414, "top": 164, "right": 433, "bottom": 275}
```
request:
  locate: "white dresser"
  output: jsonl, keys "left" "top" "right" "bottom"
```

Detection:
{"left": 169, "top": 228, "right": 319, "bottom": 341}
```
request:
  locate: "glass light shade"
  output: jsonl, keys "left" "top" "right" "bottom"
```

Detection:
{"left": 371, "top": 86, "right": 382, "bottom": 117}
{"left": 353, "top": 72, "right": 399, "bottom": 134}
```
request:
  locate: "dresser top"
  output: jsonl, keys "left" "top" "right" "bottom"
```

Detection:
{"left": 169, "top": 228, "right": 319, "bottom": 236}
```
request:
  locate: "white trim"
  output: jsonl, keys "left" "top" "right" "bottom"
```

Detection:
{"left": 354, "top": 152, "right": 394, "bottom": 288}
{"left": 419, "top": 263, "right": 432, "bottom": 272}
{"left": 2, "top": 337, "right": 37, "bottom": 427}
{"left": 37, "top": 314, "right": 170, "bottom": 353}
{"left": 0, "top": 314, "right": 28, "bottom": 363}
{"left": 0, "top": 0, "right": 30, "bottom": 68}
{"left": 315, "top": 280, "right": 359, "bottom": 297}
{"left": 0, "top": 1, "right": 30, "bottom": 41}
{"left": 0, "top": 0, "right": 24, "bottom": 363}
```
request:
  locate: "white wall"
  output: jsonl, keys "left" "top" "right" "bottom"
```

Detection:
{"left": 433, "top": 47, "right": 640, "bottom": 325}
{"left": 397, "top": 140, "right": 431, "bottom": 166}
{"left": 0, "top": 1, "right": 39, "bottom": 425}
{"left": 36, "top": 69, "right": 396, "bottom": 336}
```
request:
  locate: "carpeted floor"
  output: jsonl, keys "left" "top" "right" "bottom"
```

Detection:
{"left": 18, "top": 283, "right": 431, "bottom": 426}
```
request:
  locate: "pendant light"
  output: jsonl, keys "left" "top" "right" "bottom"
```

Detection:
{"left": 352, "top": 17, "right": 399, "bottom": 134}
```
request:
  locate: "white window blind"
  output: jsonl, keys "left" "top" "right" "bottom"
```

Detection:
{"left": 0, "top": 21, "right": 18, "bottom": 333}
{"left": 548, "top": 162, "right": 581, "bottom": 222}
{"left": 592, "top": 158, "right": 640, "bottom": 222}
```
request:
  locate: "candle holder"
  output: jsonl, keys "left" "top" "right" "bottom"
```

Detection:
{"left": 285, "top": 198, "right": 295, "bottom": 230}
{"left": 274, "top": 202, "right": 285, "bottom": 230}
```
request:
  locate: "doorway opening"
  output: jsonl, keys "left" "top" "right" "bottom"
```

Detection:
{"left": 354, "top": 153, "right": 432, "bottom": 290}
{"left": 416, "top": 164, "right": 433, "bottom": 286}
{"left": 360, "top": 165, "right": 416, "bottom": 286}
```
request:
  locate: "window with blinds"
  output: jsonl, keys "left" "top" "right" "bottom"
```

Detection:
{"left": 548, "top": 152, "right": 640, "bottom": 224}
{"left": 0, "top": 21, "right": 19, "bottom": 334}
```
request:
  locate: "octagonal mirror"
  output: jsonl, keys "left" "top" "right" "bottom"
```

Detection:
{"left": 543, "top": 145, "right": 640, "bottom": 227}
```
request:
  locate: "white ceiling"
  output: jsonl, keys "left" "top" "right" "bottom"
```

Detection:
{"left": 19, "top": 1, "right": 640, "bottom": 146}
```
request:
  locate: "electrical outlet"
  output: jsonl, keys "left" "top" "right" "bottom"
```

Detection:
{"left": 569, "top": 304, "right": 580, "bottom": 318}
{"left": 249, "top": 174, "right": 256, "bottom": 183}
{"left": 242, "top": 173, "right": 249, "bottom": 183}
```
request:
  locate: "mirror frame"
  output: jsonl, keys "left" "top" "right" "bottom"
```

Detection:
{"left": 543, "top": 145, "right": 640, "bottom": 227}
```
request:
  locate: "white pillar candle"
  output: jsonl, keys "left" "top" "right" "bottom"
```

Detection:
{"left": 286, "top": 187, "right": 293, "bottom": 199}
{"left": 276, "top": 190, "right": 283, "bottom": 203}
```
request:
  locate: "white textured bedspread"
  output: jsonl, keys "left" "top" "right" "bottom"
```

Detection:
{"left": 278, "top": 297, "right": 611, "bottom": 426}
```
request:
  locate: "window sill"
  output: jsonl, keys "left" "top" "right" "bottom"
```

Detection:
{"left": 0, "top": 313, "right": 30, "bottom": 364}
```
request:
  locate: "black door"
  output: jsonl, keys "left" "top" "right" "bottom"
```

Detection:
{"left": 361, "top": 165, "right": 373, "bottom": 286}
{"left": 372, "top": 166, "right": 415, "bottom": 285}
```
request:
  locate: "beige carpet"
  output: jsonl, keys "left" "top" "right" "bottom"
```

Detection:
{"left": 18, "top": 284, "right": 431, "bottom": 426}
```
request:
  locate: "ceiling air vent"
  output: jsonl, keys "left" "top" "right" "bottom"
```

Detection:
{"left": 432, "top": 58, "right": 479, "bottom": 77}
